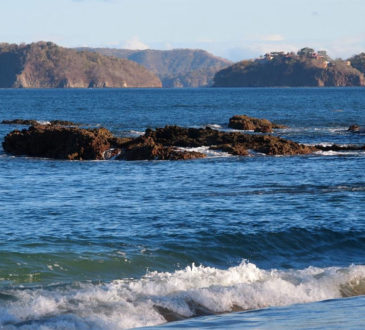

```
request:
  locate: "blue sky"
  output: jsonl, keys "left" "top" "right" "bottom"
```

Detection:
{"left": 0, "top": 0, "right": 364, "bottom": 61}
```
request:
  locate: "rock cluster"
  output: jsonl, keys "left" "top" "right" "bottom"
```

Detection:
{"left": 143, "top": 125, "right": 314, "bottom": 155}
{"left": 228, "top": 115, "right": 287, "bottom": 133}
{"left": 2, "top": 117, "right": 319, "bottom": 161}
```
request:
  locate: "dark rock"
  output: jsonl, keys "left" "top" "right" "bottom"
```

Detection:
{"left": 315, "top": 144, "right": 365, "bottom": 151}
{"left": 210, "top": 144, "right": 249, "bottom": 156}
{"left": 49, "top": 120, "right": 78, "bottom": 126}
{"left": 145, "top": 125, "right": 314, "bottom": 156}
{"left": 1, "top": 119, "right": 79, "bottom": 126}
{"left": 348, "top": 124, "right": 365, "bottom": 133}
{"left": 117, "top": 136, "right": 206, "bottom": 161}
{"left": 1, "top": 119, "right": 39, "bottom": 125}
{"left": 153, "top": 305, "right": 187, "bottom": 322}
{"left": 228, "top": 115, "right": 287, "bottom": 133}
{"left": 2, "top": 119, "right": 316, "bottom": 161}
{"left": 2, "top": 125, "right": 115, "bottom": 160}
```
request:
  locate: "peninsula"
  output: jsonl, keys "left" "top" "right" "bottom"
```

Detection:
{"left": 0, "top": 42, "right": 162, "bottom": 88}
{"left": 213, "top": 48, "right": 365, "bottom": 87}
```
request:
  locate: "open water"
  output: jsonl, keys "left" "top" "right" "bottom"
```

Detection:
{"left": 0, "top": 88, "right": 364, "bottom": 329}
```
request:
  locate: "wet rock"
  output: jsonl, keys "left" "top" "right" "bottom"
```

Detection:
{"left": 228, "top": 115, "right": 287, "bottom": 133}
{"left": 153, "top": 305, "right": 187, "bottom": 322}
{"left": 49, "top": 120, "right": 78, "bottom": 126}
{"left": 1, "top": 119, "right": 79, "bottom": 126}
{"left": 210, "top": 144, "right": 249, "bottom": 156}
{"left": 2, "top": 119, "right": 315, "bottom": 161}
{"left": 315, "top": 144, "right": 365, "bottom": 151}
{"left": 2, "top": 125, "right": 116, "bottom": 160}
{"left": 118, "top": 136, "right": 206, "bottom": 161}
{"left": 348, "top": 124, "right": 360, "bottom": 132}
{"left": 146, "top": 125, "right": 314, "bottom": 156}
{"left": 348, "top": 124, "right": 365, "bottom": 133}
{"left": 1, "top": 119, "right": 39, "bottom": 126}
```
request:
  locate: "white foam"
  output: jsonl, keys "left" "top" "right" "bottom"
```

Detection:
{"left": 128, "top": 130, "right": 145, "bottom": 137}
{"left": 205, "top": 124, "right": 222, "bottom": 129}
{"left": 177, "top": 146, "right": 232, "bottom": 158}
{"left": 36, "top": 121, "right": 51, "bottom": 125}
{"left": 315, "top": 150, "right": 365, "bottom": 156}
{"left": 1, "top": 261, "right": 365, "bottom": 329}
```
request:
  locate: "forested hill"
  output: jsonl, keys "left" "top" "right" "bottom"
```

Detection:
{"left": 213, "top": 49, "right": 365, "bottom": 87}
{"left": 0, "top": 42, "right": 162, "bottom": 88}
{"left": 349, "top": 53, "right": 365, "bottom": 76}
{"left": 79, "top": 48, "right": 232, "bottom": 87}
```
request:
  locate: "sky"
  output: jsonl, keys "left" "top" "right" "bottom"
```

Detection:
{"left": 0, "top": 0, "right": 364, "bottom": 61}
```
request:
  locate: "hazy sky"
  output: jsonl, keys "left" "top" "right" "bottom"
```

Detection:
{"left": 1, "top": 0, "right": 364, "bottom": 61}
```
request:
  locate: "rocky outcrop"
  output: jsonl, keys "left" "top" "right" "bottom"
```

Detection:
{"left": 2, "top": 125, "right": 206, "bottom": 161}
{"left": 228, "top": 115, "right": 287, "bottom": 133}
{"left": 2, "top": 119, "right": 319, "bottom": 161}
{"left": 2, "top": 125, "right": 115, "bottom": 160}
{"left": 0, "top": 42, "right": 162, "bottom": 88}
{"left": 143, "top": 125, "right": 315, "bottom": 155}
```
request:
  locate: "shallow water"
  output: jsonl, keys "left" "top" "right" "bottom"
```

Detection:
{"left": 0, "top": 88, "right": 364, "bottom": 328}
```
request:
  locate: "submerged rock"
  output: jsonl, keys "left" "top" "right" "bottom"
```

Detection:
{"left": 348, "top": 124, "right": 365, "bottom": 133}
{"left": 228, "top": 115, "right": 287, "bottom": 133}
{"left": 315, "top": 144, "right": 365, "bottom": 151}
{"left": 1, "top": 119, "right": 79, "bottom": 126}
{"left": 2, "top": 119, "right": 39, "bottom": 126}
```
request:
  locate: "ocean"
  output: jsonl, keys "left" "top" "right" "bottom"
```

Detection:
{"left": 0, "top": 88, "right": 364, "bottom": 329}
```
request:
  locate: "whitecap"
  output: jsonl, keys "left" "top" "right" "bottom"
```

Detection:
{"left": 36, "top": 120, "right": 51, "bottom": 125}
{"left": 128, "top": 130, "right": 145, "bottom": 137}
{"left": 176, "top": 146, "right": 232, "bottom": 158}
{"left": 2, "top": 261, "right": 365, "bottom": 329}
{"left": 315, "top": 150, "right": 365, "bottom": 156}
{"left": 205, "top": 124, "right": 222, "bottom": 129}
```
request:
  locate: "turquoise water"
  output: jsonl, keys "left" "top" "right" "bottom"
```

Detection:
{"left": 0, "top": 88, "right": 364, "bottom": 328}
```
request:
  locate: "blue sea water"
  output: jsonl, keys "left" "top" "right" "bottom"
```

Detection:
{"left": 0, "top": 88, "right": 364, "bottom": 329}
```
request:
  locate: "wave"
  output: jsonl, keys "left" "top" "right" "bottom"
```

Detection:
{"left": 1, "top": 261, "right": 365, "bottom": 329}
{"left": 127, "top": 130, "right": 145, "bottom": 137}
{"left": 176, "top": 146, "right": 232, "bottom": 158}
{"left": 315, "top": 150, "right": 365, "bottom": 156}
{"left": 35, "top": 120, "right": 51, "bottom": 125}
{"left": 204, "top": 124, "right": 222, "bottom": 129}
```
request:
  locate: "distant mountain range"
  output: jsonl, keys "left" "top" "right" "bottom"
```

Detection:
{"left": 1, "top": 43, "right": 365, "bottom": 89}
{"left": 213, "top": 49, "right": 365, "bottom": 87}
{"left": 78, "top": 48, "right": 232, "bottom": 87}
{"left": 0, "top": 42, "right": 162, "bottom": 88}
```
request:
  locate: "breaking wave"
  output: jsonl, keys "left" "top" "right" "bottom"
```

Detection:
{"left": 1, "top": 261, "right": 365, "bottom": 329}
